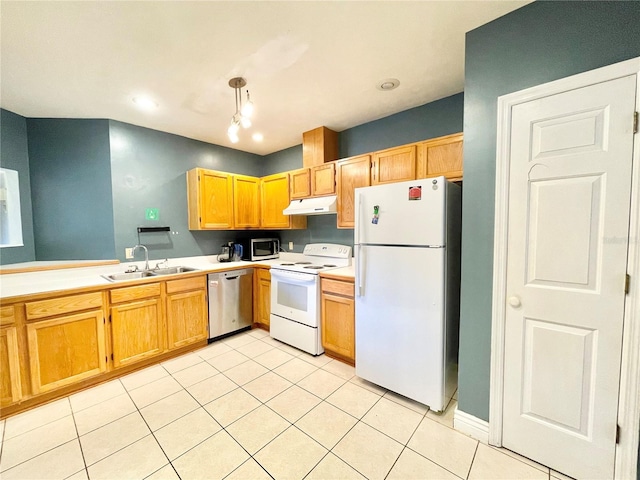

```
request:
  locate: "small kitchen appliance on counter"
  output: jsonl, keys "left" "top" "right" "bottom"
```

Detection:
{"left": 234, "top": 238, "right": 280, "bottom": 261}
{"left": 354, "top": 176, "right": 461, "bottom": 412}
{"left": 217, "top": 242, "right": 235, "bottom": 262}
{"left": 269, "top": 243, "right": 352, "bottom": 355}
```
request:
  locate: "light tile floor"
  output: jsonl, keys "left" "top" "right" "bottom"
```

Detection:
{"left": 0, "top": 328, "right": 563, "bottom": 479}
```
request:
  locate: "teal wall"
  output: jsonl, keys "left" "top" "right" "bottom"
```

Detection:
{"left": 109, "top": 120, "right": 274, "bottom": 261}
{"left": 262, "top": 145, "right": 303, "bottom": 177}
{"left": 0, "top": 109, "right": 36, "bottom": 264}
{"left": 26, "top": 119, "right": 116, "bottom": 260}
{"left": 458, "top": 1, "right": 640, "bottom": 421}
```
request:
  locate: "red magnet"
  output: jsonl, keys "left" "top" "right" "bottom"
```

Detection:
{"left": 408, "top": 186, "right": 422, "bottom": 200}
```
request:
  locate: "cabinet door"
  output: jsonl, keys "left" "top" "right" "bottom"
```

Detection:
{"left": 336, "top": 155, "right": 371, "bottom": 228}
{"left": 253, "top": 269, "right": 271, "bottom": 327}
{"left": 233, "top": 175, "right": 261, "bottom": 228}
{"left": 290, "top": 168, "right": 311, "bottom": 199}
{"left": 167, "top": 289, "right": 207, "bottom": 349}
{"left": 303, "top": 127, "right": 338, "bottom": 167}
{"left": 372, "top": 145, "right": 416, "bottom": 185}
{"left": 321, "top": 292, "right": 355, "bottom": 363}
{"left": 193, "top": 169, "right": 234, "bottom": 230}
{"left": 261, "top": 173, "right": 291, "bottom": 229}
{"left": 27, "top": 310, "right": 107, "bottom": 394}
{"left": 416, "top": 133, "right": 463, "bottom": 181}
{"left": 0, "top": 327, "right": 22, "bottom": 406}
{"left": 311, "top": 163, "right": 336, "bottom": 196}
{"left": 111, "top": 298, "right": 164, "bottom": 368}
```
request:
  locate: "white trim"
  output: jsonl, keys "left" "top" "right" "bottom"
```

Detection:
{"left": 490, "top": 56, "right": 640, "bottom": 480}
{"left": 454, "top": 408, "right": 489, "bottom": 444}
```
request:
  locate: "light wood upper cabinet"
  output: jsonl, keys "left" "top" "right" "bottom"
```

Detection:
{"left": 166, "top": 276, "right": 208, "bottom": 350}
{"left": 233, "top": 175, "right": 261, "bottom": 228}
{"left": 253, "top": 268, "right": 271, "bottom": 328}
{"left": 1, "top": 319, "right": 22, "bottom": 406}
{"left": 261, "top": 173, "right": 293, "bottom": 229}
{"left": 320, "top": 277, "right": 355, "bottom": 365}
{"left": 110, "top": 283, "right": 164, "bottom": 368}
{"left": 302, "top": 126, "right": 338, "bottom": 167}
{"left": 27, "top": 309, "right": 106, "bottom": 395}
{"left": 336, "top": 154, "right": 371, "bottom": 228}
{"left": 311, "top": 163, "right": 336, "bottom": 196}
{"left": 290, "top": 168, "right": 311, "bottom": 199}
{"left": 372, "top": 144, "right": 416, "bottom": 185}
{"left": 187, "top": 168, "right": 234, "bottom": 230}
{"left": 416, "top": 133, "right": 463, "bottom": 181}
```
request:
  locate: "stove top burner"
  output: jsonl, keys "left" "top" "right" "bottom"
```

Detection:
{"left": 279, "top": 263, "right": 295, "bottom": 266}
{"left": 323, "top": 264, "right": 337, "bottom": 268}
{"left": 304, "top": 266, "right": 325, "bottom": 270}
{"left": 295, "top": 261, "right": 312, "bottom": 265}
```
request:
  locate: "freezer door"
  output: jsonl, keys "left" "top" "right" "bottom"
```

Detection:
{"left": 354, "top": 178, "right": 446, "bottom": 246}
{"left": 355, "top": 245, "right": 447, "bottom": 410}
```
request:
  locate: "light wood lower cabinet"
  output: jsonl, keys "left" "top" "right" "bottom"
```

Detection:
{"left": 27, "top": 310, "right": 107, "bottom": 394}
{"left": 166, "top": 277, "right": 208, "bottom": 349}
{"left": 0, "top": 326, "right": 22, "bottom": 406}
{"left": 110, "top": 283, "right": 164, "bottom": 368}
{"left": 253, "top": 268, "right": 271, "bottom": 328}
{"left": 320, "top": 277, "right": 355, "bottom": 365}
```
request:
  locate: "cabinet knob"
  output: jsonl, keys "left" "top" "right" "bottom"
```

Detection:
{"left": 508, "top": 296, "right": 521, "bottom": 308}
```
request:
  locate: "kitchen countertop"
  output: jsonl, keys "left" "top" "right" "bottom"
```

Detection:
{"left": 0, "top": 253, "right": 312, "bottom": 300}
{"left": 319, "top": 265, "right": 355, "bottom": 281}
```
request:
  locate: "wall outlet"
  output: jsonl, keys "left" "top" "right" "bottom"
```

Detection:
{"left": 289, "top": 241, "right": 294, "bottom": 251}
{"left": 125, "top": 248, "right": 134, "bottom": 259}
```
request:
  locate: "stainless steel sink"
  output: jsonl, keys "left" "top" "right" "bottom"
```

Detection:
{"left": 102, "top": 271, "right": 157, "bottom": 282}
{"left": 151, "top": 266, "right": 199, "bottom": 275}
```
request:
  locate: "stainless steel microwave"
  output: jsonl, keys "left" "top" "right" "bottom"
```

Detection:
{"left": 236, "top": 238, "right": 280, "bottom": 261}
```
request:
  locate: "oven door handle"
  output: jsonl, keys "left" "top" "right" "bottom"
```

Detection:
{"left": 270, "top": 270, "right": 317, "bottom": 284}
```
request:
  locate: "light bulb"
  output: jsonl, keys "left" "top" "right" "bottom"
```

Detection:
{"left": 229, "top": 133, "right": 239, "bottom": 143}
{"left": 228, "top": 116, "right": 240, "bottom": 135}
{"left": 241, "top": 91, "right": 254, "bottom": 118}
{"left": 240, "top": 115, "right": 251, "bottom": 129}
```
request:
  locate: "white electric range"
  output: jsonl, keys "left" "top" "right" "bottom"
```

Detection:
{"left": 270, "top": 243, "right": 352, "bottom": 355}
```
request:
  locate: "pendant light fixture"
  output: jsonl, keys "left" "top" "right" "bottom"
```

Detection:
{"left": 227, "top": 77, "right": 254, "bottom": 143}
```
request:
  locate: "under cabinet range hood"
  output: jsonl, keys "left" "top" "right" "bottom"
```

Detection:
{"left": 283, "top": 195, "right": 337, "bottom": 215}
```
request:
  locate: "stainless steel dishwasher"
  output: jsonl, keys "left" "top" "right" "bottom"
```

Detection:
{"left": 208, "top": 268, "right": 253, "bottom": 341}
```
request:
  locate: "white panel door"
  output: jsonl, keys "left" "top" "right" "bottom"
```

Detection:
{"left": 355, "top": 178, "right": 446, "bottom": 246}
{"left": 503, "top": 75, "right": 636, "bottom": 479}
{"left": 355, "top": 245, "right": 446, "bottom": 410}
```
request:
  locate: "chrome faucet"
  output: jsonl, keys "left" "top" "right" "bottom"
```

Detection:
{"left": 131, "top": 244, "right": 149, "bottom": 271}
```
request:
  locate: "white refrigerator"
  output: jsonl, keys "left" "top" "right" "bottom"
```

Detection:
{"left": 354, "top": 176, "right": 461, "bottom": 411}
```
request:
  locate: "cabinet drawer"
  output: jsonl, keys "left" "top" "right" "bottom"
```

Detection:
{"left": 26, "top": 292, "right": 103, "bottom": 321}
{"left": 166, "top": 276, "right": 206, "bottom": 294}
{"left": 321, "top": 278, "right": 354, "bottom": 298}
{"left": 0, "top": 305, "right": 15, "bottom": 326}
{"left": 110, "top": 283, "right": 161, "bottom": 303}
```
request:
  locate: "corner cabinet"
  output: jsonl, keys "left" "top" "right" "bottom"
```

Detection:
{"left": 320, "top": 277, "right": 355, "bottom": 365}
{"left": 25, "top": 292, "right": 107, "bottom": 395}
{"left": 336, "top": 155, "right": 371, "bottom": 228}
{"left": 187, "top": 168, "right": 234, "bottom": 230}
{"left": 253, "top": 267, "right": 271, "bottom": 329}
{"left": 166, "top": 276, "right": 208, "bottom": 350}
{"left": 109, "top": 283, "right": 164, "bottom": 369}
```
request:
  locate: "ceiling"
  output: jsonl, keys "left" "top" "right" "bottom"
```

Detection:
{"left": 1, "top": 1, "right": 529, "bottom": 156}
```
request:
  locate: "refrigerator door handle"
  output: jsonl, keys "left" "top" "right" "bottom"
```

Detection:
{"left": 356, "top": 244, "right": 364, "bottom": 297}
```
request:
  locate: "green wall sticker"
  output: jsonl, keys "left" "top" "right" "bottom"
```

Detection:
{"left": 145, "top": 208, "right": 159, "bottom": 220}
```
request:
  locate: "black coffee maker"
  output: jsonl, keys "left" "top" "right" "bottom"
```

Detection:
{"left": 218, "top": 241, "right": 234, "bottom": 262}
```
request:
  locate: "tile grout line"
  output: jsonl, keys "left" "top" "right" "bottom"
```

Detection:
{"left": 68, "top": 395, "right": 91, "bottom": 479}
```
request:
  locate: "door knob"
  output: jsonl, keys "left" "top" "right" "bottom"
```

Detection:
{"left": 508, "top": 296, "right": 521, "bottom": 308}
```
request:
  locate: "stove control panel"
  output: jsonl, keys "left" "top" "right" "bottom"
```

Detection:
{"left": 303, "top": 243, "right": 352, "bottom": 259}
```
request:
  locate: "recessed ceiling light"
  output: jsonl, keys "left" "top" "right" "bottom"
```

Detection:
{"left": 252, "top": 133, "right": 264, "bottom": 142}
{"left": 377, "top": 78, "right": 400, "bottom": 91}
{"left": 132, "top": 96, "right": 159, "bottom": 110}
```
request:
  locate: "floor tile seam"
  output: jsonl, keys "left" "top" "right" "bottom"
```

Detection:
{"left": 142, "top": 462, "right": 181, "bottom": 480}
{"left": 238, "top": 381, "right": 288, "bottom": 407}
{"left": 487, "top": 444, "right": 552, "bottom": 475}
{"left": 130, "top": 384, "right": 186, "bottom": 410}
{"left": 324, "top": 420, "right": 376, "bottom": 480}
{"left": 141, "top": 402, "right": 202, "bottom": 433}
{"left": 299, "top": 450, "right": 334, "bottom": 480}
{"left": 205, "top": 357, "right": 251, "bottom": 374}
{"left": 162, "top": 357, "right": 208, "bottom": 376}
{"left": 82, "top": 429, "right": 153, "bottom": 468}
{"left": 359, "top": 407, "right": 425, "bottom": 447}
{"left": 386, "top": 403, "right": 429, "bottom": 448}
{"left": 121, "top": 366, "right": 172, "bottom": 392}
{"left": 0, "top": 437, "right": 82, "bottom": 476}
{"left": 154, "top": 424, "right": 220, "bottom": 465}
{"left": 251, "top": 423, "right": 328, "bottom": 470}
{"left": 1, "top": 409, "right": 75, "bottom": 443}
{"left": 382, "top": 392, "right": 431, "bottom": 415}
{"left": 463, "top": 440, "right": 480, "bottom": 479}
{"left": 69, "top": 405, "right": 89, "bottom": 473}
{"left": 382, "top": 445, "right": 407, "bottom": 480}
{"left": 402, "top": 443, "right": 467, "bottom": 480}
{"left": 221, "top": 457, "right": 274, "bottom": 480}
{"left": 64, "top": 467, "right": 88, "bottom": 480}
{"left": 69, "top": 382, "right": 127, "bottom": 414}
{"left": 270, "top": 361, "right": 320, "bottom": 384}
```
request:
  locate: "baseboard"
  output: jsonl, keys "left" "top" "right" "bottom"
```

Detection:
{"left": 454, "top": 408, "right": 490, "bottom": 444}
